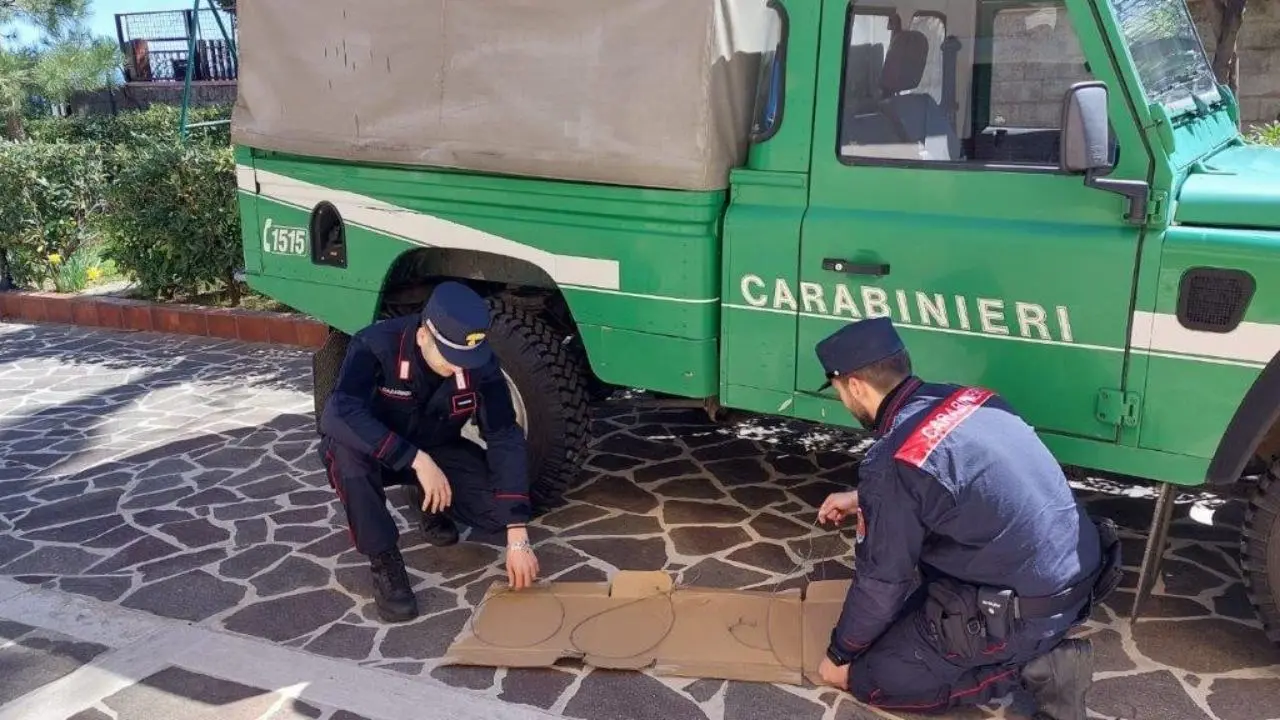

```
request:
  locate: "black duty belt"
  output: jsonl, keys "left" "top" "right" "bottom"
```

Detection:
{"left": 1013, "top": 572, "right": 1098, "bottom": 619}
{"left": 1015, "top": 516, "right": 1123, "bottom": 620}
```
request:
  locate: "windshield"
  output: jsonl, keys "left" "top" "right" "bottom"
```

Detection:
{"left": 1108, "top": 0, "right": 1221, "bottom": 114}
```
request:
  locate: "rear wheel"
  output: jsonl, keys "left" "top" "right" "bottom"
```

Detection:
{"left": 1242, "top": 466, "right": 1280, "bottom": 645}
{"left": 312, "top": 328, "right": 350, "bottom": 433}
{"left": 480, "top": 297, "right": 590, "bottom": 513}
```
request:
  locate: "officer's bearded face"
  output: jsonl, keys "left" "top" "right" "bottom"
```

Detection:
{"left": 416, "top": 328, "right": 459, "bottom": 378}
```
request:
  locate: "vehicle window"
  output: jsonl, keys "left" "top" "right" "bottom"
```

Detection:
{"left": 988, "top": 6, "right": 1092, "bottom": 130}
{"left": 751, "top": 1, "right": 788, "bottom": 142}
{"left": 837, "top": 0, "right": 1095, "bottom": 168}
{"left": 1107, "top": 0, "right": 1220, "bottom": 115}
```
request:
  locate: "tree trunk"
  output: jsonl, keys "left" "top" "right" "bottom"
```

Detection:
{"left": 1213, "top": 0, "right": 1247, "bottom": 99}
{"left": 0, "top": 249, "right": 14, "bottom": 292}
{"left": 4, "top": 113, "right": 24, "bottom": 141}
{"left": 224, "top": 268, "right": 242, "bottom": 306}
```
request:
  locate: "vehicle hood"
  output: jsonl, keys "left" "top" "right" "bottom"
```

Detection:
{"left": 1174, "top": 143, "right": 1280, "bottom": 229}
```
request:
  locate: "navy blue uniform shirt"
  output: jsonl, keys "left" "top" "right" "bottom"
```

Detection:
{"left": 833, "top": 377, "right": 1101, "bottom": 655}
{"left": 319, "top": 315, "right": 531, "bottom": 526}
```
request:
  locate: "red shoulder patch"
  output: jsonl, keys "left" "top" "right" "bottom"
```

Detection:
{"left": 893, "top": 387, "right": 995, "bottom": 468}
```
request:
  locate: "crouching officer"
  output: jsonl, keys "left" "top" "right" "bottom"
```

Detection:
{"left": 811, "top": 318, "right": 1121, "bottom": 720}
{"left": 318, "top": 281, "right": 540, "bottom": 623}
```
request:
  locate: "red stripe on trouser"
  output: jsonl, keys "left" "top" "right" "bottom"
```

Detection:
{"left": 325, "top": 450, "right": 357, "bottom": 548}
{"left": 869, "top": 668, "right": 1019, "bottom": 711}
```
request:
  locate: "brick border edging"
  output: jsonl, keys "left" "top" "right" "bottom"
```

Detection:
{"left": 0, "top": 290, "right": 328, "bottom": 349}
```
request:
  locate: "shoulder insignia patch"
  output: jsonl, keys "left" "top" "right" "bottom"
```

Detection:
{"left": 894, "top": 387, "right": 995, "bottom": 468}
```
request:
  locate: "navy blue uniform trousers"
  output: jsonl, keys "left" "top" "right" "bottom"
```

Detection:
{"left": 321, "top": 436, "right": 505, "bottom": 556}
{"left": 847, "top": 581, "right": 1085, "bottom": 713}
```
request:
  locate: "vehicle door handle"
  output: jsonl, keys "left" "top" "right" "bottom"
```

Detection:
{"left": 822, "top": 258, "right": 890, "bottom": 277}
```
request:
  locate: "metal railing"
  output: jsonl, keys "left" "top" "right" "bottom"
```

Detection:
{"left": 116, "top": 8, "right": 237, "bottom": 83}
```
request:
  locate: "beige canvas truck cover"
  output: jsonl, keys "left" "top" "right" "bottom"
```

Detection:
{"left": 230, "top": 0, "right": 773, "bottom": 191}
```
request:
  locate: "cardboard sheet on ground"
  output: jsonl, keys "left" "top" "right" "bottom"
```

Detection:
{"left": 443, "top": 571, "right": 850, "bottom": 686}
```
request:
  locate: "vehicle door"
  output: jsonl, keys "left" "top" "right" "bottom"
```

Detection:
{"left": 786, "top": 0, "right": 1152, "bottom": 440}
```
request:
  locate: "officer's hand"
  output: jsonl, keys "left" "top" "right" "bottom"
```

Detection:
{"left": 817, "top": 656, "right": 850, "bottom": 690}
{"left": 506, "top": 545, "right": 539, "bottom": 590}
{"left": 412, "top": 452, "right": 453, "bottom": 513}
{"left": 817, "top": 491, "right": 859, "bottom": 526}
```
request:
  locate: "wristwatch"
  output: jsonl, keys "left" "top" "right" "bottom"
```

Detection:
{"left": 826, "top": 630, "right": 854, "bottom": 666}
{"left": 826, "top": 643, "right": 853, "bottom": 666}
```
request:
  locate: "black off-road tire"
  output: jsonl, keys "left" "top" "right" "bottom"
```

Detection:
{"left": 312, "top": 329, "right": 350, "bottom": 433}
{"left": 1242, "top": 467, "right": 1280, "bottom": 645}
{"left": 486, "top": 297, "right": 591, "bottom": 514}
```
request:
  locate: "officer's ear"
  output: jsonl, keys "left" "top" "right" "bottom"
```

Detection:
{"left": 838, "top": 374, "right": 874, "bottom": 404}
{"left": 415, "top": 327, "right": 436, "bottom": 363}
{"left": 831, "top": 375, "right": 858, "bottom": 403}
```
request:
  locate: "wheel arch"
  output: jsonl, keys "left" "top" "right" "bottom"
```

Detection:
{"left": 1207, "top": 349, "right": 1280, "bottom": 486}
{"left": 373, "top": 246, "right": 610, "bottom": 393}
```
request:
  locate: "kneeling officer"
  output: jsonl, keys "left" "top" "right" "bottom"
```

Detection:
{"left": 812, "top": 318, "right": 1121, "bottom": 720}
{"left": 319, "top": 282, "right": 540, "bottom": 622}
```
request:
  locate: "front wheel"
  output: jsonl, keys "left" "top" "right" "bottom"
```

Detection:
{"left": 1242, "top": 467, "right": 1280, "bottom": 645}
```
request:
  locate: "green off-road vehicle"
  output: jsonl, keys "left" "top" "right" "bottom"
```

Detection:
{"left": 230, "top": 0, "right": 1280, "bottom": 642}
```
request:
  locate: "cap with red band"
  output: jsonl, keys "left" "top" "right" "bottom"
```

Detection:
{"left": 814, "top": 317, "right": 905, "bottom": 391}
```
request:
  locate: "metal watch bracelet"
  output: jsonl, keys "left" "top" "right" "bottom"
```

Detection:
{"left": 507, "top": 539, "right": 533, "bottom": 553}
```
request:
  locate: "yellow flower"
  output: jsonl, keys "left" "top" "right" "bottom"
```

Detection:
{"left": 86, "top": 266, "right": 103, "bottom": 282}
{"left": 47, "top": 253, "right": 63, "bottom": 265}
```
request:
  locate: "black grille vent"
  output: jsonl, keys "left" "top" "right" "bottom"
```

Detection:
{"left": 1177, "top": 268, "right": 1255, "bottom": 333}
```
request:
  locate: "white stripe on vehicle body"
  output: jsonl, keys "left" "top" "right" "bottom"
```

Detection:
{"left": 558, "top": 286, "right": 720, "bottom": 304}
{"left": 236, "top": 164, "right": 256, "bottom": 193}
{"left": 1130, "top": 349, "right": 1266, "bottom": 369}
{"left": 240, "top": 165, "right": 622, "bottom": 291}
{"left": 1130, "top": 310, "right": 1279, "bottom": 367}
{"left": 725, "top": 304, "right": 1275, "bottom": 368}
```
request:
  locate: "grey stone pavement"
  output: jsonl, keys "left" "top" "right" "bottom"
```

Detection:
{"left": 0, "top": 322, "right": 1278, "bottom": 720}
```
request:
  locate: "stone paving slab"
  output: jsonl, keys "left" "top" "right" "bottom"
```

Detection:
{"left": 0, "top": 624, "right": 111, "bottom": 707}
{"left": 2, "top": 323, "right": 1280, "bottom": 720}
{"left": 0, "top": 577, "right": 555, "bottom": 720}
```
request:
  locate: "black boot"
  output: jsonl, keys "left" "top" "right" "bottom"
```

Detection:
{"left": 420, "top": 510, "right": 460, "bottom": 546}
{"left": 405, "top": 484, "right": 459, "bottom": 546}
{"left": 370, "top": 548, "right": 418, "bottom": 623}
{"left": 1021, "top": 637, "right": 1094, "bottom": 720}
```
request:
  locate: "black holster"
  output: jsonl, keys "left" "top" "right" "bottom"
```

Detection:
{"left": 923, "top": 578, "right": 995, "bottom": 660}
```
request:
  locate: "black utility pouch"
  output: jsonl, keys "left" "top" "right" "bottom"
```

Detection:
{"left": 923, "top": 579, "right": 987, "bottom": 659}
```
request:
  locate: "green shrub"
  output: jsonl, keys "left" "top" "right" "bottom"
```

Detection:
{"left": 1247, "top": 122, "right": 1280, "bottom": 147}
{"left": 0, "top": 142, "right": 108, "bottom": 290}
{"left": 97, "top": 141, "right": 243, "bottom": 302}
{"left": 49, "top": 241, "right": 102, "bottom": 293}
{"left": 117, "top": 104, "right": 232, "bottom": 146}
{"left": 25, "top": 104, "right": 232, "bottom": 147}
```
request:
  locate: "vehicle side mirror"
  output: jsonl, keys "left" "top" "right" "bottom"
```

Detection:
{"left": 1060, "top": 81, "right": 1113, "bottom": 174}
{"left": 1060, "top": 80, "right": 1149, "bottom": 226}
